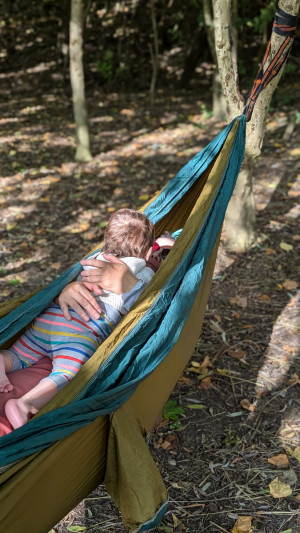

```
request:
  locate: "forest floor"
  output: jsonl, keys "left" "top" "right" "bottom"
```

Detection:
{"left": 0, "top": 63, "right": 300, "bottom": 533}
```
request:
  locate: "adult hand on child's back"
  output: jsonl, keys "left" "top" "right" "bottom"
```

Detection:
{"left": 80, "top": 254, "right": 138, "bottom": 294}
{"left": 57, "top": 282, "right": 102, "bottom": 322}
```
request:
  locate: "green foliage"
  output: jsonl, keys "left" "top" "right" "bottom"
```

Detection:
{"left": 158, "top": 526, "right": 173, "bottom": 533}
{"left": 200, "top": 103, "right": 213, "bottom": 120}
{"left": 96, "top": 51, "right": 129, "bottom": 85}
{"left": 163, "top": 400, "right": 184, "bottom": 429}
{"left": 245, "top": 1, "right": 276, "bottom": 33}
{"left": 96, "top": 50, "right": 114, "bottom": 83}
{"left": 281, "top": 62, "right": 298, "bottom": 78}
{"left": 223, "top": 427, "right": 240, "bottom": 447}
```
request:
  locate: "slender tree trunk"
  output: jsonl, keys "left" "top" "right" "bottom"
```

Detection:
{"left": 70, "top": 0, "right": 92, "bottom": 162}
{"left": 149, "top": 0, "right": 159, "bottom": 106}
{"left": 213, "top": 0, "right": 299, "bottom": 251}
{"left": 57, "top": 0, "right": 70, "bottom": 84}
{"left": 203, "top": 0, "right": 227, "bottom": 121}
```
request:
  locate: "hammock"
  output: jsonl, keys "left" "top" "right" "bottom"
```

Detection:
{"left": 0, "top": 115, "right": 245, "bottom": 531}
{"left": 0, "top": 8, "right": 296, "bottom": 529}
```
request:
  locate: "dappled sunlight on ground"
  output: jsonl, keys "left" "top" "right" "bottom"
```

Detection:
{"left": 255, "top": 292, "right": 299, "bottom": 393}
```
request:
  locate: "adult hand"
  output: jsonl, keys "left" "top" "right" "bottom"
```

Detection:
{"left": 80, "top": 254, "right": 138, "bottom": 294}
{"left": 57, "top": 282, "right": 102, "bottom": 322}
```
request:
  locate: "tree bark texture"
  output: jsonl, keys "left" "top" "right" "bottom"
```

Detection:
{"left": 149, "top": 0, "right": 159, "bottom": 106}
{"left": 213, "top": 0, "right": 299, "bottom": 251}
{"left": 70, "top": 0, "right": 92, "bottom": 162}
{"left": 203, "top": 0, "right": 226, "bottom": 120}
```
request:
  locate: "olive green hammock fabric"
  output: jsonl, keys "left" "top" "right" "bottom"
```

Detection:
{"left": 0, "top": 116, "right": 245, "bottom": 533}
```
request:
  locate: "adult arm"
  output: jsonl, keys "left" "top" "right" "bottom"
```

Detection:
{"left": 80, "top": 254, "right": 138, "bottom": 293}
{"left": 57, "top": 255, "right": 140, "bottom": 321}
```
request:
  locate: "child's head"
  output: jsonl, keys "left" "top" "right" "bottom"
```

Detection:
{"left": 146, "top": 233, "right": 175, "bottom": 272}
{"left": 102, "top": 208, "right": 155, "bottom": 259}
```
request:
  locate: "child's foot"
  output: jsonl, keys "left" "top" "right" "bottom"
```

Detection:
{"left": 5, "top": 399, "right": 37, "bottom": 429}
{"left": 0, "top": 354, "right": 13, "bottom": 393}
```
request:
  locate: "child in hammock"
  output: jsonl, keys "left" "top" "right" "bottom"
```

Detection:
{"left": 0, "top": 208, "right": 175, "bottom": 429}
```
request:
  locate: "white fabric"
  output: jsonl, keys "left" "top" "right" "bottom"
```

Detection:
{"left": 82, "top": 252, "right": 155, "bottom": 314}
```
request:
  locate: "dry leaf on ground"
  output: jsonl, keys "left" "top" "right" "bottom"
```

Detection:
{"left": 230, "top": 296, "right": 248, "bottom": 308}
{"left": 199, "top": 377, "right": 213, "bottom": 389}
{"left": 267, "top": 454, "right": 289, "bottom": 469}
{"left": 286, "top": 446, "right": 300, "bottom": 462}
{"left": 228, "top": 348, "right": 246, "bottom": 359}
{"left": 269, "top": 477, "right": 292, "bottom": 498}
{"left": 280, "top": 242, "right": 293, "bottom": 251}
{"left": 257, "top": 294, "right": 271, "bottom": 302}
{"left": 232, "top": 515, "right": 252, "bottom": 532}
{"left": 240, "top": 399, "right": 255, "bottom": 412}
{"left": 282, "top": 279, "right": 298, "bottom": 290}
{"left": 160, "top": 434, "right": 179, "bottom": 450}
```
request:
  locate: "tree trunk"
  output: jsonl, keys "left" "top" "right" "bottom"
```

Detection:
{"left": 149, "top": 0, "right": 159, "bottom": 106}
{"left": 70, "top": 0, "right": 92, "bottom": 162}
{"left": 57, "top": 0, "right": 70, "bottom": 84}
{"left": 213, "top": 0, "right": 299, "bottom": 251}
{"left": 203, "top": 0, "right": 226, "bottom": 120}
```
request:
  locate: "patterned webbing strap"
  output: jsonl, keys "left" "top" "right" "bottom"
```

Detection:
{"left": 244, "top": 6, "right": 298, "bottom": 122}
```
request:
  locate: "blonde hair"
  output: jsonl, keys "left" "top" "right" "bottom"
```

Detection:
{"left": 101, "top": 209, "right": 154, "bottom": 259}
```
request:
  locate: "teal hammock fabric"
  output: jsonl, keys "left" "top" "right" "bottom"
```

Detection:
{"left": 0, "top": 115, "right": 246, "bottom": 467}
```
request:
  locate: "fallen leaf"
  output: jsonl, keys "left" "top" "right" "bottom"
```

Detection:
{"left": 199, "top": 377, "right": 213, "bottom": 389}
{"left": 282, "top": 280, "right": 298, "bottom": 290}
{"left": 277, "top": 469, "right": 297, "bottom": 486}
{"left": 228, "top": 348, "right": 246, "bottom": 359}
{"left": 186, "top": 365, "right": 201, "bottom": 374}
{"left": 269, "top": 477, "right": 292, "bottom": 498}
{"left": 230, "top": 296, "right": 248, "bottom": 308}
{"left": 160, "top": 434, "right": 179, "bottom": 451}
{"left": 268, "top": 454, "right": 289, "bottom": 469}
{"left": 139, "top": 194, "right": 150, "bottom": 201}
{"left": 265, "top": 248, "right": 276, "bottom": 255}
{"left": 187, "top": 404, "right": 207, "bottom": 409}
{"left": 258, "top": 294, "right": 270, "bottom": 302}
{"left": 199, "top": 355, "right": 213, "bottom": 372}
{"left": 209, "top": 320, "right": 224, "bottom": 333}
{"left": 171, "top": 514, "right": 182, "bottom": 529}
{"left": 240, "top": 399, "right": 255, "bottom": 412}
{"left": 286, "top": 446, "right": 300, "bottom": 463}
{"left": 290, "top": 147, "right": 300, "bottom": 156}
{"left": 113, "top": 187, "right": 123, "bottom": 195}
{"left": 232, "top": 515, "right": 252, "bottom": 532}
{"left": 178, "top": 376, "right": 192, "bottom": 385}
{"left": 280, "top": 242, "right": 293, "bottom": 251}
{"left": 217, "top": 368, "right": 231, "bottom": 376}
{"left": 288, "top": 373, "right": 300, "bottom": 385}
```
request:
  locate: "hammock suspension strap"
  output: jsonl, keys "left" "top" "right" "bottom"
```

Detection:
{"left": 244, "top": 7, "right": 297, "bottom": 122}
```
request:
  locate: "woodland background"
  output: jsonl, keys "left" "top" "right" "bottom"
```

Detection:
{"left": 0, "top": 1, "right": 300, "bottom": 532}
